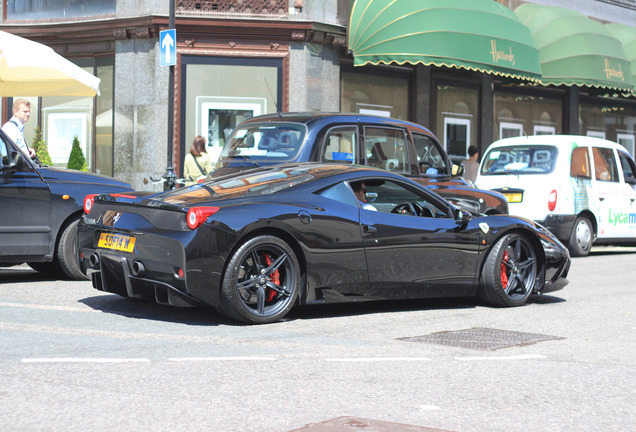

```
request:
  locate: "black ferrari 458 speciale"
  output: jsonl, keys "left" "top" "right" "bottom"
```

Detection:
{"left": 78, "top": 163, "right": 569, "bottom": 324}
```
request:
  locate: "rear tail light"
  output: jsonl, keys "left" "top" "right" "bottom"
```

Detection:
{"left": 548, "top": 190, "right": 557, "bottom": 211}
{"left": 187, "top": 206, "right": 220, "bottom": 230}
{"left": 83, "top": 194, "right": 97, "bottom": 214}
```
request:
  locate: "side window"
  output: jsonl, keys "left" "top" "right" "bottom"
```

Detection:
{"left": 366, "top": 180, "right": 448, "bottom": 218}
{"left": 592, "top": 147, "right": 619, "bottom": 182}
{"left": 319, "top": 181, "right": 358, "bottom": 207}
{"left": 412, "top": 133, "right": 448, "bottom": 175}
{"left": 363, "top": 127, "right": 409, "bottom": 173}
{"left": 618, "top": 151, "right": 636, "bottom": 185}
{"left": 321, "top": 126, "right": 357, "bottom": 163}
{"left": 570, "top": 147, "right": 591, "bottom": 179}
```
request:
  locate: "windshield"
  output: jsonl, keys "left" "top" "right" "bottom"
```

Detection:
{"left": 481, "top": 145, "right": 559, "bottom": 175}
{"left": 219, "top": 122, "right": 306, "bottom": 166}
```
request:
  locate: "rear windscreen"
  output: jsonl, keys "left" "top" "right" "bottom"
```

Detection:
{"left": 220, "top": 122, "right": 306, "bottom": 163}
{"left": 481, "top": 145, "right": 559, "bottom": 175}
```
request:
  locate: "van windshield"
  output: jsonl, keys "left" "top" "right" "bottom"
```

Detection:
{"left": 481, "top": 145, "right": 558, "bottom": 175}
{"left": 218, "top": 122, "right": 306, "bottom": 166}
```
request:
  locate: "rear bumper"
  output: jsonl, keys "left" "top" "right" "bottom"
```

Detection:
{"left": 82, "top": 248, "right": 200, "bottom": 308}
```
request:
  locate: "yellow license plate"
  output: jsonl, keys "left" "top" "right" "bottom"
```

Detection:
{"left": 503, "top": 192, "right": 523, "bottom": 203}
{"left": 97, "top": 233, "right": 136, "bottom": 253}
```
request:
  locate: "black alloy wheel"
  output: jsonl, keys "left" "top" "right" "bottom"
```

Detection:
{"left": 480, "top": 233, "right": 538, "bottom": 307}
{"left": 221, "top": 235, "right": 300, "bottom": 324}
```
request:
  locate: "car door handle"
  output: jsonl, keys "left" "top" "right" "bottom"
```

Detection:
{"left": 599, "top": 197, "right": 605, "bottom": 202}
{"left": 363, "top": 224, "right": 377, "bottom": 233}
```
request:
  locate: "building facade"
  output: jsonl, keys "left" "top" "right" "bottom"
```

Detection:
{"left": 1, "top": 0, "right": 635, "bottom": 190}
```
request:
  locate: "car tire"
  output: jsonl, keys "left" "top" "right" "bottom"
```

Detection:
{"left": 568, "top": 216, "right": 593, "bottom": 257}
{"left": 479, "top": 233, "right": 537, "bottom": 307}
{"left": 57, "top": 218, "right": 89, "bottom": 280}
{"left": 220, "top": 235, "right": 300, "bottom": 324}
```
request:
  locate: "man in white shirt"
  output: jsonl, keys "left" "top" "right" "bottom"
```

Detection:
{"left": 2, "top": 98, "right": 35, "bottom": 159}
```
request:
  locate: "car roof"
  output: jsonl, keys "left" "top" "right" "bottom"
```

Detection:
{"left": 236, "top": 112, "right": 434, "bottom": 135}
{"left": 487, "top": 134, "right": 626, "bottom": 150}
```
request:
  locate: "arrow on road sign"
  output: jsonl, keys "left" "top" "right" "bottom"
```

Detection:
{"left": 160, "top": 29, "right": 176, "bottom": 67}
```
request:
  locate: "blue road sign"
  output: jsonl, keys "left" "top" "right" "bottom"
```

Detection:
{"left": 160, "top": 29, "right": 176, "bottom": 67}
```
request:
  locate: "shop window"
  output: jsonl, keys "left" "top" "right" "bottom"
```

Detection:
{"left": 443, "top": 117, "right": 471, "bottom": 161}
{"left": 500, "top": 122, "right": 523, "bottom": 138}
{"left": 436, "top": 84, "right": 478, "bottom": 159}
{"left": 182, "top": 56, "right": 282, "bottom": 168}
{"left": 587, "top": 130, "right": 606, "bottom": 139}
{"left": 341, "top": 70, "right": 409, "bottom": 120}
{"left": 580, "top": 101, "right": 636, "bottom": 144}
{"left": 534, "top": 125, "right": 555, "bottom": 135}
{"left": 494, "top": 91, "right": 562, "bottom": 140}
{"left": 617, "top": 133, "right": 635, "bottom": 157}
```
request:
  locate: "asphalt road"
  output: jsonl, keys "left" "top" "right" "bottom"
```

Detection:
{"left": 1, "top": 247, "right": 635, "bottom": 432}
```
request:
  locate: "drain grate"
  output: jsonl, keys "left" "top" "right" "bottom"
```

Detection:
{"left": 290, "top": 416, "right": 453, "bottom": 431}
{"left": 398, "top": 327, "right": 564, "bottom": 351}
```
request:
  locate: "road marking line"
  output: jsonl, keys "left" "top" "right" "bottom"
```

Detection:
{"left": 455, "top": 354, "right": 546, "bottom": 361}
{"left": 21, "top": 358, "right": 151, "bottom": 363}
{"left": 168, "top": 356, "right": 276, "bottom": 362}
{"left": 0, "top": 301, "right": 98, "bottom": 313}
{"left": 325, "top": 357, "right": 431, "bottom": 362}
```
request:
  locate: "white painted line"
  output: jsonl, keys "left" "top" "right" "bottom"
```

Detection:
{"left": 21, "top": 358, "right": 151, "bottom": 364}
{"left": 455, "top": 354, "right": 546, "bottom": 361}
{"left": 168, "top": 356, "right": 277, "bottom": 362}
{"left": 0, "top": 302, "right": 98, "bottom": 313}
{"left": 325, "top": 357, "right": 431, "bottom": 362}
{"left": 420, "top": 405, "right": 441, "bottom": 411}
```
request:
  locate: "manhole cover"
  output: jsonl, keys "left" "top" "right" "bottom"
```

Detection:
{"left": 398, "top": 327, "right": 564, "bottom": 351}
{"left": 290, "top": 417, "right": 453, "bottom": 431}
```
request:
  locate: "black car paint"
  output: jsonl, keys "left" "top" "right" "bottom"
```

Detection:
{"left": 213, "top": 112, "right": 509, "bottom": 215}
{"left": 0, "top": 129, "right": 133, "bottom": 276}
{"left": 78, "top": 163, "right": 569, "bottom": 322}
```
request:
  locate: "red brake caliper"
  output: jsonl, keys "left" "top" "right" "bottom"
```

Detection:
{"left": 500, "top": 251, "right": 509, "bottom": 289}
{"left": 264, "top": 254, "right": 280, "bottom": 301}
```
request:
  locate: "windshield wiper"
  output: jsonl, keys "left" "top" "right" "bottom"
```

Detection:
{"left": 228, "top": 154, "right": 260, "bottom": 167}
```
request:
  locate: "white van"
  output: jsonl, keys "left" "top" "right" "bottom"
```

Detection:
{"left": 476, "top": 135, "right": 636, "bottom": 256}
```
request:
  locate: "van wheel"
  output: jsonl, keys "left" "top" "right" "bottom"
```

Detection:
{"left": 568, "top": 216, "right": 593, "bottom": 257}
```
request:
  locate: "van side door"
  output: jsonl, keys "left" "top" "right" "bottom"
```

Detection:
{"left": 616, "top": 150, "right": 636, "bottom": 237}
{"left": 590, "top": 146, "right": 629, "bottom": 239}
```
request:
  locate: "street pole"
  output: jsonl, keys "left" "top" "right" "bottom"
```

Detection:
{"left": 163, "top": 0, "right": 176, "bottom": 190}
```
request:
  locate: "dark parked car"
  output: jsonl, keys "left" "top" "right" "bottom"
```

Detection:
{"left": 78, "top": 163, "right": 569, "bottom": 324}
{"left": 0, "top": 130, "right": 133, "bottom": 279}
{"left": 213, "top": 112, "right": 508, "bottom": 215}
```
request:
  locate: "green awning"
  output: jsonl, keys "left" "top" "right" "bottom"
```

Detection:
{"left": 348, "top": 0, "right": 541, "bottom": 82}
{"left": 515, "top": 4, "right": 633, "bottom": 92}
{"left": 606, "top": 23, "right": 636, "bottom": 94}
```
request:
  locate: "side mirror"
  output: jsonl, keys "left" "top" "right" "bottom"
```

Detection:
{"left": 455, "top": 209, "right": 472, "bottom": 227}
{"left": 451, "top": 163, "right": 465, "bottom": 176}
{"left": 624, "top": 175, "right": 636, "bottom": 186}
{"left": 0, "top": 150, "right": 21, "bottom": 172}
